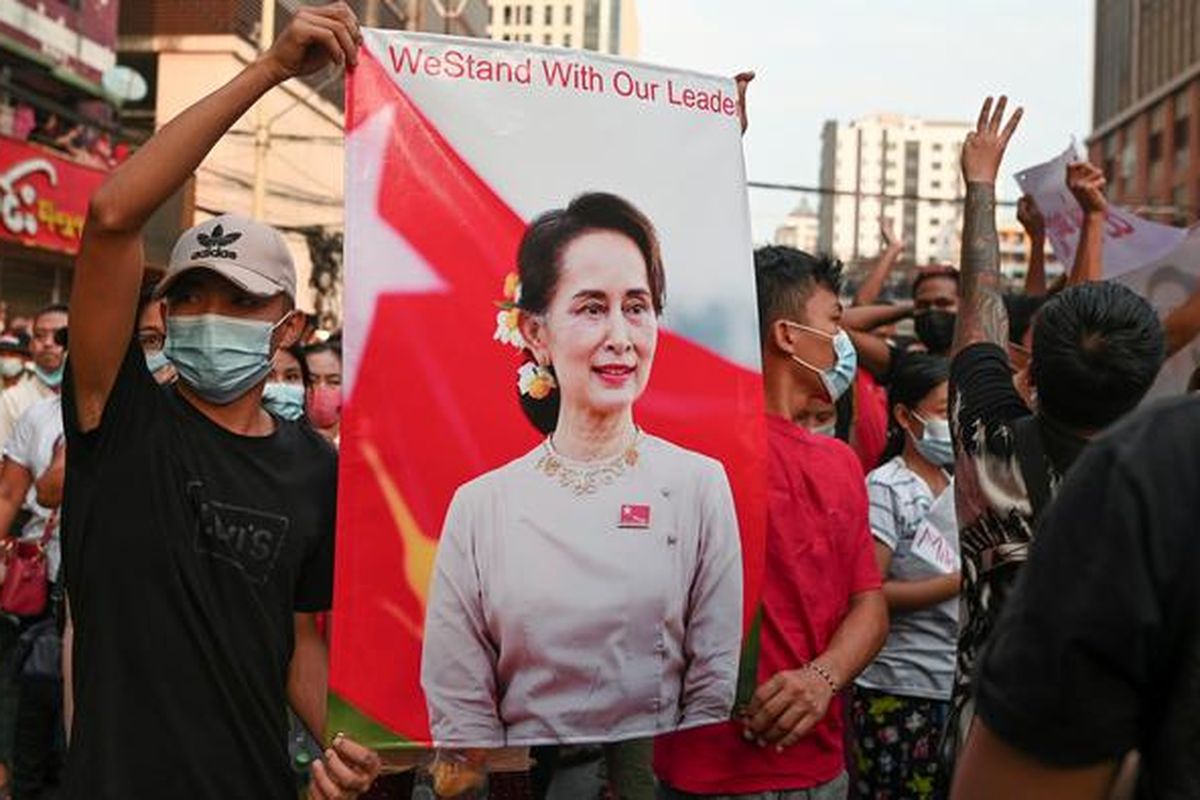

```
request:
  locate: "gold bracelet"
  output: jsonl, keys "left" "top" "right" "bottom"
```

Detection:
{"left": 805, "top": 661, "right": 839, "bottom": 693}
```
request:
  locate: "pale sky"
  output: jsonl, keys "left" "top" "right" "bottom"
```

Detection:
{"left": 638, "top": 0, "right": 1094, "bottom": 242}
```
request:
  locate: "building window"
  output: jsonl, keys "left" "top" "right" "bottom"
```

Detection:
{"left": 1175, "top": 116, "right": 1191, "bottom": 172}
{"left": 1121, "top": 137, "right": 1136, "bottom": 181}
{"left": 565, "top": 4, "right": 573, "bottom": 24}
{"left": 504, "top": 5, "right": 513, "bottom": 24}
{"left": 931, "top": 180, "right": 942, "bottom": 189}
{"left": 584, "top": 0, "right": 600, "bottom": 50}
{"left": 525, "top": 5, "right": 533, "bottom": 24}
{"left": 931, "top": 161, "right": 942, "bottom": 170}
{"left": 489, "top": 5, "right": 493, "bottom": 24}
{"left": 524, "top": 33, "right": 532, "bottom": 42}
{"left": 1149, "top": 130, "right": 1164, "bottom": 162}
{"left": 932, "top": 143, "right": 943, "bottom": 152}
{"left": 544, "top": 33, "right": 552, "bottom": 45}
{"left": 544, "top": 4, "right": 553, "bottom": 24}
{"left": 503, "top": 33, "right": 511, "bottom": 40}
{"left": 564, "top": 32, "right": 572, "bottom": 46}
{"left": 1173, "top": 184, "right": 1188, "bottom": 216}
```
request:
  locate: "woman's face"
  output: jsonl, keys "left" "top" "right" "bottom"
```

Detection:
{"left": 899, "top": 380, "right": 950, "bottom": 439}
{"left": 523, "top": 230, "right": 658, "bottom": 420}
{"left": 305, "top": 349, "right": 342, "bottom": 391}
{"left": 269, "top": 349, "right": 303, "bottom": 385}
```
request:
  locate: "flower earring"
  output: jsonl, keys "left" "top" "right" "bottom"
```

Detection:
{"left": 518, "top": 361, "right": 557, "bottom": 400}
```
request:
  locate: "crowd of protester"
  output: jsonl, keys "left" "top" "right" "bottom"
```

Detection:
{"left": 1, "top": 101, "right": 126, "bottom": 169}
{"left": 0, "top": 3, "right": 1197, "bottom": 799}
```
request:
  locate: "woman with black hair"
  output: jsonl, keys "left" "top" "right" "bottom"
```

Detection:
{"left": 420, "top": 193, "right": 742, "bottom": 753}
{"left": 849, "top": 353, "right": 960, "bottom": 800}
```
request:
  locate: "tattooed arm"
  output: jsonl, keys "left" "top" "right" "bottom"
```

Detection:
{"left": 952, "top": 96, "right": 1023, "bottom": 356}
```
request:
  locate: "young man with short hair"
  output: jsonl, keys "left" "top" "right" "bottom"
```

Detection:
{"left": 654, "top": 246, "right": 888, "bottom": 799}
{"left": 63, "top": 4, "right": 379, "bottom": 797}
{"left": 944, "top": 96, "right": 1166, "bottom": 763}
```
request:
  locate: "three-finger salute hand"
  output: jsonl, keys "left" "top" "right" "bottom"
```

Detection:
{"left": 262, "top": 2, "right": 363, "bottom": 83}
{"left": 961, "top": 95, "right": 1023, "bottom": 185}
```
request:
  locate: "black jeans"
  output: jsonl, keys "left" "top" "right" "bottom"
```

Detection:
{"left": 11, "top": 673, "right": 61, "bottom": 800}
{"left": 11, "top": 590, "right": 64, "bottom": 800}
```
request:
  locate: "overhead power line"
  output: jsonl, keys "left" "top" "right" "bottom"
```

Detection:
{"left": 747, "top": 180, "right": 1018, "bottom": 208}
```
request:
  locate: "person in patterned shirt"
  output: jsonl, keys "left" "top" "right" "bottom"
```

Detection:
{"left": 941, "top": 96, "right": 1166, "bottom": 775}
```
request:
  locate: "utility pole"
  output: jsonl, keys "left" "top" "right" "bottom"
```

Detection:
{"left": 252, "top": 0, "right": 275, "bottom": 220}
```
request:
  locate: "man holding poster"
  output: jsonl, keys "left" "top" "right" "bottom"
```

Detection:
{"left": 62, "top": 4, "right": 378, "bottom": 798}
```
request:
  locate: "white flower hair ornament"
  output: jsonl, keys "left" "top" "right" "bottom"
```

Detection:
{"left": 492, "top": 272, "right": 526, "bottom": 350}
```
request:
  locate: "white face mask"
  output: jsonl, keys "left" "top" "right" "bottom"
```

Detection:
{"left": 812, "top": 421, "right": 837, "bottom": 438}
{"left": 0, "top": 357, "right": 25, "bottom": 378}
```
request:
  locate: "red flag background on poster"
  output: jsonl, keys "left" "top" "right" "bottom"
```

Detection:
{"left": 329, "top": 30, "right": 767, "bottom": 750}
{"left": 0, "top": 135, "right": 106, "bottom": 255}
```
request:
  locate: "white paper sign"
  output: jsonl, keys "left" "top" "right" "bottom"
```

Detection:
{"left": 910, "top": 482, "right": 959, "bottom": 575}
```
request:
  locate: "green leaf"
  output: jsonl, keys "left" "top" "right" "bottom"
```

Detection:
{"left": 326, "top": 692, "right": 417, "bottom": 751}
{"left": 734, "top": 605, "right": 764, "bottom": 712}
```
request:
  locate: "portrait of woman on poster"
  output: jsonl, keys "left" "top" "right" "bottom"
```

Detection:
{"left": 420, "top": 192, "right": 744, "bottom": 747}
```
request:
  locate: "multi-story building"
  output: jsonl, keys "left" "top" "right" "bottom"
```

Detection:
{"left": 117, "top": 0, "right": 487, "bottom": 325}
{"left": 1088, "top": 0, "right": 1200, "bottom": 222}
{"left": 817, "top": 114, "right": 972, "bottom": 268}
{"left": 0, "top": 0, "right": 124, "bottom": 315}
{"left": 773, "top": 200, "right": 820, "bottom": 253}
{"left": 376, "top": 0, "right": 489, "bottom": 37}
{"left": 487, "top": 1, "right": 639, "bottom": 55}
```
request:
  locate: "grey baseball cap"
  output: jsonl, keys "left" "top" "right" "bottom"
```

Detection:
{"left": 155, "top": 213, "right": 296, "bottom": 300}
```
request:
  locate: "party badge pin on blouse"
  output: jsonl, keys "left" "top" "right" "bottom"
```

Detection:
{"left": 618, "top": 503, "right": 651, "bottom": 529}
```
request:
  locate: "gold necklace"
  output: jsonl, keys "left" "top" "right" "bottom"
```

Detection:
{"left": 536, "top": 429, "right": 642, "bottom": 495}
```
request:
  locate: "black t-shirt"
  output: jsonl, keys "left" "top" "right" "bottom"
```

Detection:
{"left": 60, "top": 342, "right": 336, "bottom": 799}
{"left": 947, "top": 344, "right": 1086, "bottom": 731}
{"left": 977, "top": 396, "right": 1200, "bottom": 799}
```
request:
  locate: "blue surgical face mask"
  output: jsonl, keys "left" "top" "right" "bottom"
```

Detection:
{"left": 165, "top": 313, "right": 289, "bottom": 405}
{"left": 262, "top": 381, "right": 305, "bottom": 421}
{"left": 33, "top": 363, "right": 64, "bottom": 389}
{"left": 912, "top": 412, "right": 955, "bottom": 466}
{"left": 144, "top": 349, "right": 171, "bottom": 375}
{"left": 785, "top": 322, "right": 858, "bottom": 403}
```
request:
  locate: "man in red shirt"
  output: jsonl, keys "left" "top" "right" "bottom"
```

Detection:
{"left": 656, "top": 246, "right": 888, "bottom": 798}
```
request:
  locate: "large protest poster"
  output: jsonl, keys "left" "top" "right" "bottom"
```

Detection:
{"left": 1016, "top": 146, "right": 1200, "bottom": 397}
{"left": 329, "top": 30, "right": 766, "bottom": 752}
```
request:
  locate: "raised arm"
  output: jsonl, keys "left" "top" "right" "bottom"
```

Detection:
{"left": 1017, "top": 195, "right": 1047, "bottom": 296}
{"left": 952, "top": 96, "right": 1023, "bottom": 356}
{"left": 842, "top": 300, "right": 914, "bottom": 333}
{"left": 854, "top": 219, "right": 905, "bottom": 306}
{"left": 70, "top": 3, "right": 361, "bottom": 433}
{"left": 1065, "top": 161, "right": 1108, "bottom": 286}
